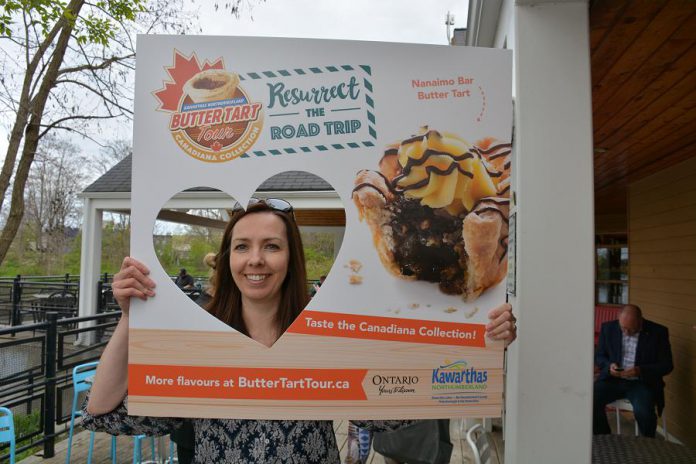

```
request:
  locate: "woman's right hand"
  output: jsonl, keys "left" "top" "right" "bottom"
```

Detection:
{"left": 112, "top": 257, "right": 156, "bottom": 316}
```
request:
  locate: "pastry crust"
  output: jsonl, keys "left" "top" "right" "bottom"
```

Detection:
{"left": 352, "top": 171, "right": 403, "bottom": 279}
{"left": 463, "top": 198, "right": 509, "bottom": 301}
{"left": 353, "top": 129, "right": 511, "bottom": 300}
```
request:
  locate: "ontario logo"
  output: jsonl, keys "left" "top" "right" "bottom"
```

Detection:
{"left": 153, "top": 51, "right": 264, "bottom": 163}
{"left": 431, "top": 360, "right": 488, "bottom": 391}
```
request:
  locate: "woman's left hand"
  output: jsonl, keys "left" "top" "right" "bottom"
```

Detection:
{"left": 486, "top": 303, "right": 517, "bottom": 346}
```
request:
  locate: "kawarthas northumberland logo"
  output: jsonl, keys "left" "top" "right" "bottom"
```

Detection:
{"left": 153, "top": 51, "right": 263, "bottom": 163}
{"left": 431, "top": 360, "right": 488, "bottom": 391}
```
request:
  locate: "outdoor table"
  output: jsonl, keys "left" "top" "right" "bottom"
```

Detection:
{"left": 592, "top": 434, "right": 696, "bottom": 463}
{"left": 32, "top": 293, "right": 52, "bottom": 299}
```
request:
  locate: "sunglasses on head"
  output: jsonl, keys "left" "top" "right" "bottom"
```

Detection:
{"left": 233, "top": 198, "right": 294, "bottom": 214}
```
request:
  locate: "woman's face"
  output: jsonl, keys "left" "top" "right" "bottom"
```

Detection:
{"left": 229, "top": 212, "right": 290, "bottom": 307}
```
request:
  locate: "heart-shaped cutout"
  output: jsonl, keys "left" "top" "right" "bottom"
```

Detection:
{"left": 152, "top": 171, "right": 345, "bottom": 347}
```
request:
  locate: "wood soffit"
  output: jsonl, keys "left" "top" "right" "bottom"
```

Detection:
{"left": 590, "top": 0, "right": 696, "bottom": 215}
{"left": 106, "top": 208, "right": 346, "bottom": 228}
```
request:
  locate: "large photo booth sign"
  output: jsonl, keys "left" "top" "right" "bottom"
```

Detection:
{"left": 128, "top": 35, "right": 512, "bottom": 419}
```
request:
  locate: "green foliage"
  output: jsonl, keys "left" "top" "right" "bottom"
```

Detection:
{"left": 152, "top": 229, "right": 338, "bottom": 281}
{"left": 76, "top": 14, "right": 112, "bottom": 45}
{"left": 154, "top": 229, "right": 222, "bottom": 276}
{"left": 13, "top": 410, "right": 42, "bottom": 460}
{"left": 0, "top": 0, "right": 146, "bottom": 47}
{"left": 1, "top": 222, "right": 340, "bottom": 283}
{"left": 100, "top": 220, "right": 131, "bottom": 274}
{"left": 0, "top": 1, "right": 65, "bottom": 36}
{"left": 0, "top": 253, "right": 32, "bottom": 276}
{"left": 301, "top": 232, "right": 337, "bottom": 280}
{"left": 63, "top": 231, "right": 82, "bottom": 272}
{"left": 14, "top": 409, "right": 40, "bottom": 437}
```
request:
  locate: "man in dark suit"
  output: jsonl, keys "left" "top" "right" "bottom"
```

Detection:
{"left": 593, "top": 304, "right": 673, "bottom": 437}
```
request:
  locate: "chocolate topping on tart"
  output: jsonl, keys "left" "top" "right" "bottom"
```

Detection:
{"left": 353, "top": 128, "right": 512, "bottom": 300}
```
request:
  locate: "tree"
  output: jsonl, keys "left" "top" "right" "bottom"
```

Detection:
{"left": 0, "top": 0, "right": 187, "bottom": 265}
{"left": 0, "top": 0, "right": 258, "bottom": 267}
{"left": 92, "top": 138, "right": 132, "bottom": 176}
{"left": 24, "top": 134, "right": 86, "bottom": 272}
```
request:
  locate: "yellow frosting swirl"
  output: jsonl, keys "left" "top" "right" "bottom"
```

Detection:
{"left": 395, "top": 127, "right": 497, "bottom": 215}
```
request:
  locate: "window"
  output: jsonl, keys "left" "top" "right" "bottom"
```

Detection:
{"left": 595, "top": 234, "right": 628, "bottom": 305}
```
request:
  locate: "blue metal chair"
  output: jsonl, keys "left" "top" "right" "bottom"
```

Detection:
{"left": 65, "top": 362, "right": 116, "bottom": 463}
{"left": 0, "top": 407, "right": 16, "bottom": 464}
{"left": 132, "top": 434, "right": 157, "bottom": 463}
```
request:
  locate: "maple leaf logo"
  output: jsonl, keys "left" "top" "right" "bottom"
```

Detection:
{"left": 211, "top": 141, "right": 222, "bottom": 152}
{"left": 153, "top": 51, "right": 225, "bottom": 112}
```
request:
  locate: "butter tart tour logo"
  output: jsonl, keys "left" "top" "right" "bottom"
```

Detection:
{"left": 153, "top": 51, "right": 263, "bottom": 163}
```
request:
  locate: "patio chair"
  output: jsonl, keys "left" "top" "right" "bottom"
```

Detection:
{"left": 458, "top": 417, "right": 493, "bottom": 442}
{"left": 465, "top": 423, "right": 493, "bottom": 464}
{"left": 30, "top": 299, "right": 46, "bottom": 324}
{"left": 607, "top": 398, "right": 668, "bottom": 439}
{"left": 67, "top": 362, "right": 160, "bottom": 463}
{"left": 132, "top": 434, "right": 157, "bottom": 464}
{"left": 47, "top": 291, "right": 78, "bottom": 329}
{"left": 0, "top": 407, "right": 16, "bottom": 464}
{"left": 48, "top": 290, "right": 77, "bottom": 311}
{"left": 66, "top": 362, "right": 116, "bottom": 464}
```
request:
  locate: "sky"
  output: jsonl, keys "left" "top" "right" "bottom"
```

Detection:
{"left": 195, "top": 0, "right": 469, "bottom": 44}
{"left": 0, "top": 0, "right": 470, "bottom": 170}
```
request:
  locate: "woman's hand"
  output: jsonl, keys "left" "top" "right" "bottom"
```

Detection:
{"left": 112, "top": 257, "right": 156, "bottom": 316}
{"left": 486, "top": 303, "right": 517, "bottom": 346}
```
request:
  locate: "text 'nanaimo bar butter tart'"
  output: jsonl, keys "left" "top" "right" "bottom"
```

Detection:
{"left": 352, "top": 127, "right": 511, "bottom": 301}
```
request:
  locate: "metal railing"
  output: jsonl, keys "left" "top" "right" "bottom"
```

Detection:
{"left": 0, "top": 274, "right": 92, "bottom": 327}
{"left": 1, "top": 274, "right": 321, "bottom": 327}
{"left": 0, "top": 310, "right": 121, "bottom": 461}
{"left": 0, "top": 271, "right": 324, "bottom": 461}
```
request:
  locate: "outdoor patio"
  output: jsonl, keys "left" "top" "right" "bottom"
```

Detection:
{"left": 16, "top": 419, "right": 506, "bottom": 464}
{"left": 12, "top": 412, "right": 675, "bottom": 464}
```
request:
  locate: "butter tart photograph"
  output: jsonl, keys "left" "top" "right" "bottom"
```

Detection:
{"left": 352, "top": 127, "right": 511, "bottom": 301}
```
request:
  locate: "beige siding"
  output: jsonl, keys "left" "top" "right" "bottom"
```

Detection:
{"left": 628, "top": 156, "right": 696, "bottom": 446}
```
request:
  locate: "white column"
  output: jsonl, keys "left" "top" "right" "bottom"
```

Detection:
{"left": 77, "top": 198, "right": 103, "bottom": 344}
{"left": 505, "top": 2, "right": 594, "bottom": 463}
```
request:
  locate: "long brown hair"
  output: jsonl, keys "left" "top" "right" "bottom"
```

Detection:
{"left": 206, "top": 201, "right": 308, "bottom": 336}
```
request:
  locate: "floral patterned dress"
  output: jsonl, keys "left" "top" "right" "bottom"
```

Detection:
{"left": 82, "top": 396, "right": 415, "bottom": 463}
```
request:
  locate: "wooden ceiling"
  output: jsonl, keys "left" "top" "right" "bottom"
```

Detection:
{"left": 590, "top": 0, "right": 696, "bottom": 215}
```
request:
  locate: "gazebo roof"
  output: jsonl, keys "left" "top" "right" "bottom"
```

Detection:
{"left": 83, "top": 154, "right": 333, "bottom": 194}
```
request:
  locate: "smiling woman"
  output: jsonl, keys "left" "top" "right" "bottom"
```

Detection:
{"left": 83, "top": 196, "right": 517, "bottom": 463}
{"left": 207, "top": 200, "right": 307, "bottom": 347}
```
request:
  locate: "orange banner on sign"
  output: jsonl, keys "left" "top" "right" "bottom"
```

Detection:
{"left": 287, "top": 311, "right": 486, "bottom": 347}
{"left": 129, "top": 364, "right": 367, "bottom": 400}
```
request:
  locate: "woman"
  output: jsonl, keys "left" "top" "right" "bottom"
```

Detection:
{"left": 84, "top": 199, "right": 517, "bottom": 463}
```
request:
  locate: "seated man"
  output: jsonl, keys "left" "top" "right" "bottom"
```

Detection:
{"left": 593, "top": 304, "right": 673, "bottom": 437}
{"left": 174, "top": 268, "right": 195, "bottom": 289}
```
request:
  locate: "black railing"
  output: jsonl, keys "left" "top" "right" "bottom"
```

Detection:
{"left": 0, "top": 273, "right": 217, "bottom": 326}
{"left": 0, "top": 311, "right": 121, "bottom": 462}
{"left": 0, "top": 274, "right": 91, "bottom": 327}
